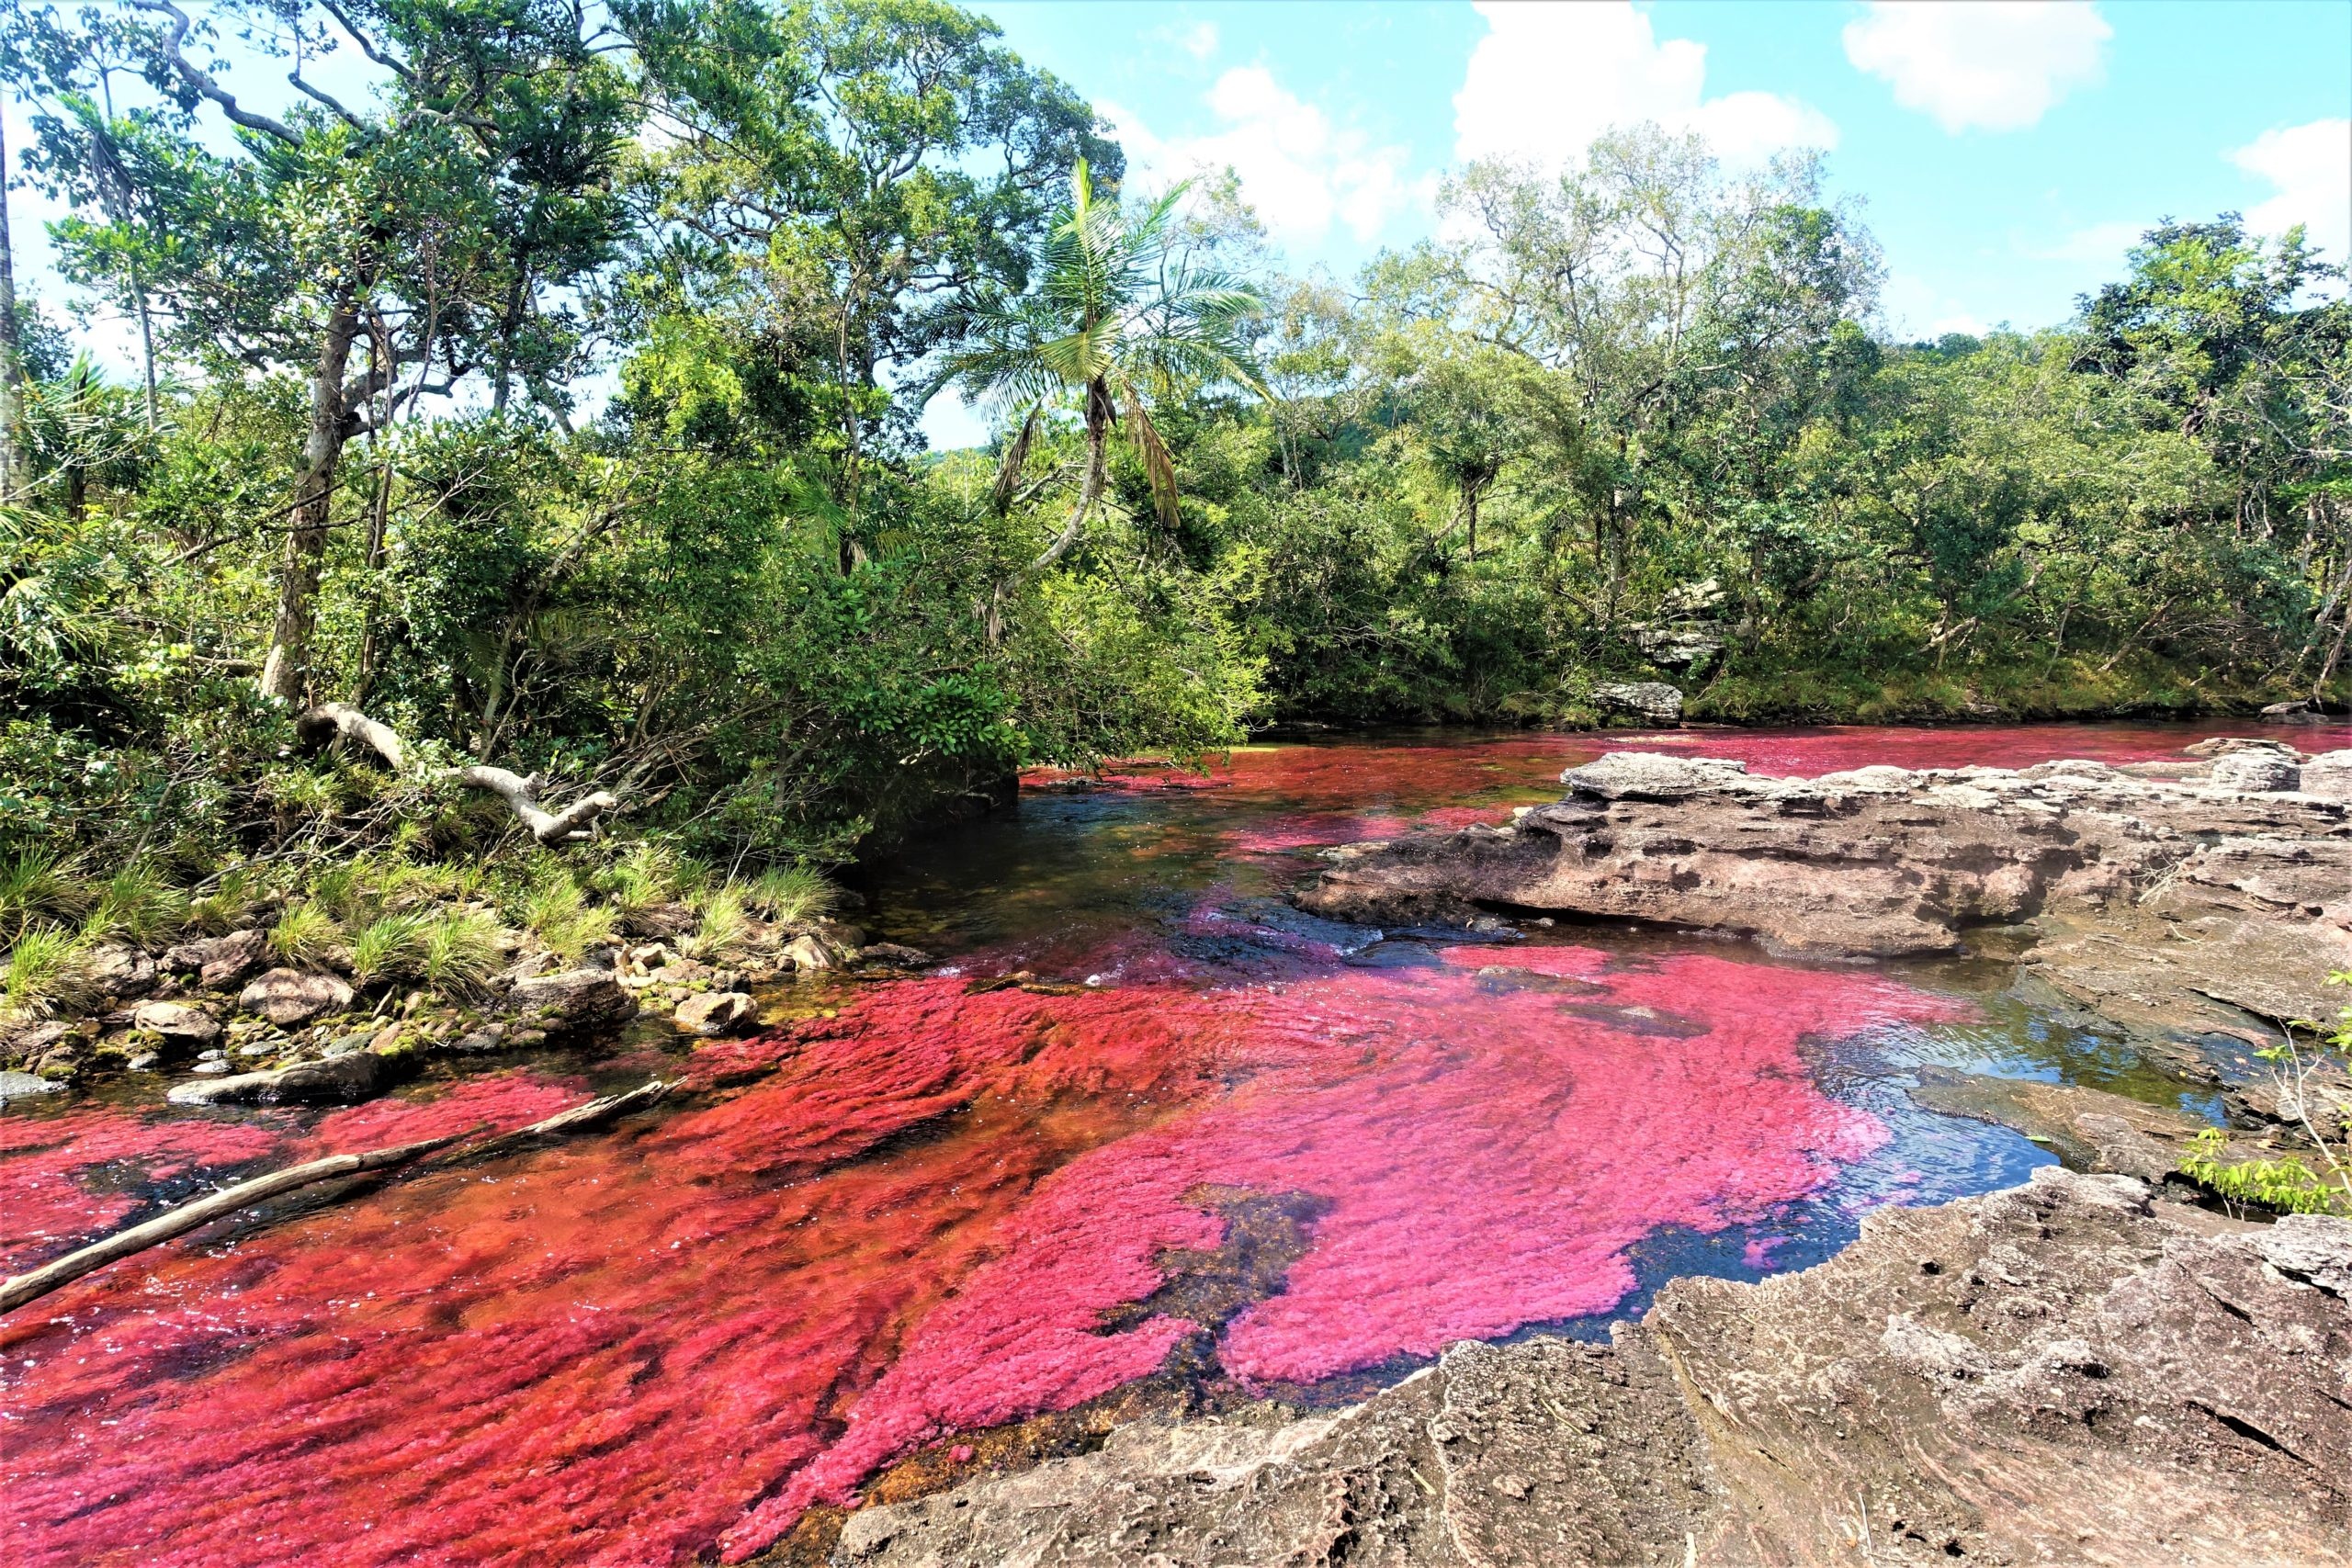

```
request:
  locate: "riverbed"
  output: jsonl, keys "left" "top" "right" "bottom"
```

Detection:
{"left": 2, "top": 720, "right": 2337, "bottom": 1566}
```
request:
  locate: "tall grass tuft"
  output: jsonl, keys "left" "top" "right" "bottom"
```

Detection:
{"left": 84, "top": 863, "right": 189, "bottom": 946}
{"left": 744, "top": 863, "right": 840, "bottom": 925}
{"left": 348, "top": 913, "right": 432, "bottom": 988}
{"left": 685, "top": 884, "right": 747, "bottom": 959}
{"left": 514, "top": 869, "right": 615, "bottom": 962}
{"left": 0, "top": 848, "right": 88, "bottom": 943}
{"left": 268, "top": 903, "right": 345, "bottom": 968}
{"left": 422, "top": 912, "right": 503, "bottom": 999}
{"left": 186, "top": 864, "right": 266, "bottom": 935}
{"left": 3, "top": 925, "right": 96, "bottom": 1019}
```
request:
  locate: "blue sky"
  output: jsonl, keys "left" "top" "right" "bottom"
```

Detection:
{"left": 7, "top": 2, "right": 2347, "bottom": 448}
{"left": 920, "top": 0, "right": 2351, "bottom": 445}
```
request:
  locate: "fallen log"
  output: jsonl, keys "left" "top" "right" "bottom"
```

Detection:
{"left": 0, "top": 1078, "right": 675, "bottom": 1315}
{"left": 0, "top": 1133, "right": 461, "bottom": 1314}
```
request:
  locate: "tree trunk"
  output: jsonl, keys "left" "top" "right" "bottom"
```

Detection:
{"left": 0, "top": 115, "right": 25, "bottom": 502}
{"left": 1030, "top": 392, "right": 1109, "bottom": 573}
{"left": 260, "top": 298, "right": 361, "bottom": 703}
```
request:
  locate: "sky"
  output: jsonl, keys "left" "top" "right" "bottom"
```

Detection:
{"left": 6, "top": 1, "right": 2348, "bottom": 449}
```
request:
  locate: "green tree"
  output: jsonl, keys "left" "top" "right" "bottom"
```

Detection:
{"left": 17, "top": 0, "right": 635, "bottom": 703}
{"left": 937, "top": 157, "right": 1267, "bottom": 573}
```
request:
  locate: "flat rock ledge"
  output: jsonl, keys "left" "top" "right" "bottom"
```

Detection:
{"left": 836, "top": 1169, "right": 2350, "bottom": 1568}
{"left": 1294, "top": 745, "right": 2352, "bottom": 1077}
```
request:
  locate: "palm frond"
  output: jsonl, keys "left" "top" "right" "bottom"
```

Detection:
{"left": 992, "top": 403, "right": 1043, "bottom": 515}
{"left": 1123, "top": 383, "right": 1182, "bottom": 530}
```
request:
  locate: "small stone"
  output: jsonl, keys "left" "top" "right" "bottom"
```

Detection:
{"left": 673, "top": 990, "right": 757, "bottom": 1036}
{"left": 368, "top": 1026, "right": 403, "bottom": 1053}
{"left": 1492, "top": 1472, "right": 1532, "bottom": 1499}
{"left": 189, "top": 1059, "right": 232, "bottom": 1076}
{"left": 238, "top": 967, "right": 356, "bottom": 1027}
{"left": 448, "top": 1023, "right": 507, "bottom": 1053}
{"left": 126, "top": 1052, "right": 161, "bottom": 1071}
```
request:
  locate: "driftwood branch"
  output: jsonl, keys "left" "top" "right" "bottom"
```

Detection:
{"left": 0, "top": 1134, "right": 460, "bottom": 1314}
{"left": 294, "top": 701, "right": 407, "bottom": 770}
{"left": 0, "top": 1080, "right": 674, "bottom": 1316}
{"left": 453, "top": 765, "right": 619, "bottom": 844}
{"left": 295, "top": 704, "right": 621, "bottom": 840}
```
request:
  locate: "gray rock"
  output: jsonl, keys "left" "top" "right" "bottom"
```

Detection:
{"left": 783, "top": 932, "right": 839, "bottom": 974}
{"left": 2299, "top": 749, "right": 2352, "bottom": 804}
{"left": 165, "top": 1050, "right": 387, "bottom": 1107}
{"left": 2, "top": 1020, "right": 74, "bottom": 1059}
{"left": 131, "top": 999, "right": 222, "bottom": 1050}
{"left": 126, "top": 1052, "right": 161, "bottom": 1071}
{"left": 1589, "top": 680, "right": 1683, "bottom": 723}
{"left": 237, "top": 967, "right": 355, "bottom": 1027}
{"left": 507, "top": 968, "right": 638, "bottom": 1032}
{"left": 85, "top": 941, "right": 157, "bottom": 998}
{"left": 188, "top": 1059, "right": 232, "bottom": 1076}
{"left": 0, "top": 1070, "right": 61, "bottom": 1103}
{"left": 673, "top": 990, "right": 756, "bottom": 1036}
{"left": 841, "top": 1170, "right": 2350, "bottom": 1568}
{"left": 162, "top": 929, "right": 270, "bottom": 989}
{"left": 859, "top": 942, "right": 933, "bottom": 967}
{"left": 2210, "top": 750, "right": 2300, "bottom": 793}
{"left": 447, "top": 1023, "right": 508, "bottom": 1053}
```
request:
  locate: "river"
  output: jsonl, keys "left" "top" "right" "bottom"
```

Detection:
{"left": 1, "top": 720, "right": 2336, "bottom": 1565}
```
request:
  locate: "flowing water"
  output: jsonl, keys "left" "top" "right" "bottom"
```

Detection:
{"left": 4, "top": 720, "right": 2341, "bottom": 1565}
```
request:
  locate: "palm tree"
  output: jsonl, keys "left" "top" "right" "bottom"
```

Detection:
{"left": 936, "top": 158, "right": 1267, "bottom": 572}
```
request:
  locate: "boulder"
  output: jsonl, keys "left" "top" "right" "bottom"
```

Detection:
{"left": 2, "top": 1019, "right": 74, "bottom": 1062}
{"left": 2301, "top": 749, "right": 2352, "bottom": 804}
{"left": 1589, "top": 681, "right": 1683, "bottom": 724}
{"left": 859, "top": 942, "right": 933, "bottom": 967}
{"left": 130, "top": 999, "right": 221, "bottom": 1051}
{"left": 162, "top": 930, "right": 270, "bottom": 989}
{"left": 673, "top": 990, "right": 757, "bottom": 1036}
{"left": 85, "top": 941, "right": 157, "bottom": 998}
{"left": 507, "top": 967, "right": 638, "bottom": 1032}
{"left": 165, "top": 1050, "right": 388, "bottom": 1107}
{"left": 237, "top": 967, "right": 355, "bottom": 1027}
{"left": 0, "top": 1070, "right": 61, "bottom": 1104}
{"left": 783, "top": 932, "right": 839, "bottom": 974}
{"left": 838, "top": 1170, "right": 2350, "bottom": 1568}
{"left": 2210, "top": 750, "right": 2300, "bottom": 793}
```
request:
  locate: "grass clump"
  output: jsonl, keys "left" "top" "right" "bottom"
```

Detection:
{"left": 268, "top": 903, "right": 345, "bottom": 968}
{"left": 685, "top": 884, "right": 747, "bottom": 959}
{"left": 0, "top": 848, "right": 89, "bottom": 943}
{"left": 514, "top": 868, "right": 616, "bottom": 962}
{"left": 348, "top": 913, "right": 432, "bottom": 988}
{"left": 744, "top": 863, "right": 840, "bottom": 924}
{"left": 83, "top": 863, "right": 188, "bottom": 946}
{"left": 185, "top": 863, "right": 266, "bottom": 935}
{"left": 422, "top": 911, "right": 503, "bottom": 999}
{"left": 3, "top": 925, "right": 96, "bottom": 1019}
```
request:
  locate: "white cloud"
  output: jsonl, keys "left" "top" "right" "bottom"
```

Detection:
{"left": 1880, "top": 273, "right": 1990, "bottom": 341}
{"left": 2231, "top": 118, "right": 2352, "bottom": 270}
{"left": 1161, "top": 20, "right": 1218, "bottom": 62}
{"left": 1453, "top": 2, "right": 1837, "bottom": 169}
{"left": 1105, "top": 66, "right": 1422, "bottom": 248}
{"left": 1842, "top": 2, "right": 2110, "bottom": 134}
{"left": 2019, "top": 218, "right": 2143, "bottom": 268}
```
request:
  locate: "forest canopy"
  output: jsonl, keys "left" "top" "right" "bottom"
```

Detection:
{"left": 2, "top": 0, "right": 2347, "bottom": 872}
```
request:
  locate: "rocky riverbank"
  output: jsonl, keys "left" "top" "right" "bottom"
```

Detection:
{"left": 1295, "top": 737, "right": 2352, "bottom": 1125}
{"left": 831, "top": 1168, "right": 2351, "bottom": 1567}
{"left": 0, "top": 897, "right": 929, "bottom": 1111}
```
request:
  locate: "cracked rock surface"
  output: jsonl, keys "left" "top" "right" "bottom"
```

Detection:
{"left": 1292, "top": 746, "right": 2352, "bottom": 1092}
{"left": 832, "top": 1169, "right": 2351, "bottom": 1567}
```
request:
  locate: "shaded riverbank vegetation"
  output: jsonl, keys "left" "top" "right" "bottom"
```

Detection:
{"left": 2, "top": 0, "right": 2348, "bottom": 896}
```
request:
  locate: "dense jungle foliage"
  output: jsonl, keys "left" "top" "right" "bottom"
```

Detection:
{"left": 1, "top": 0, "right": 2347, "bottom": 880}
